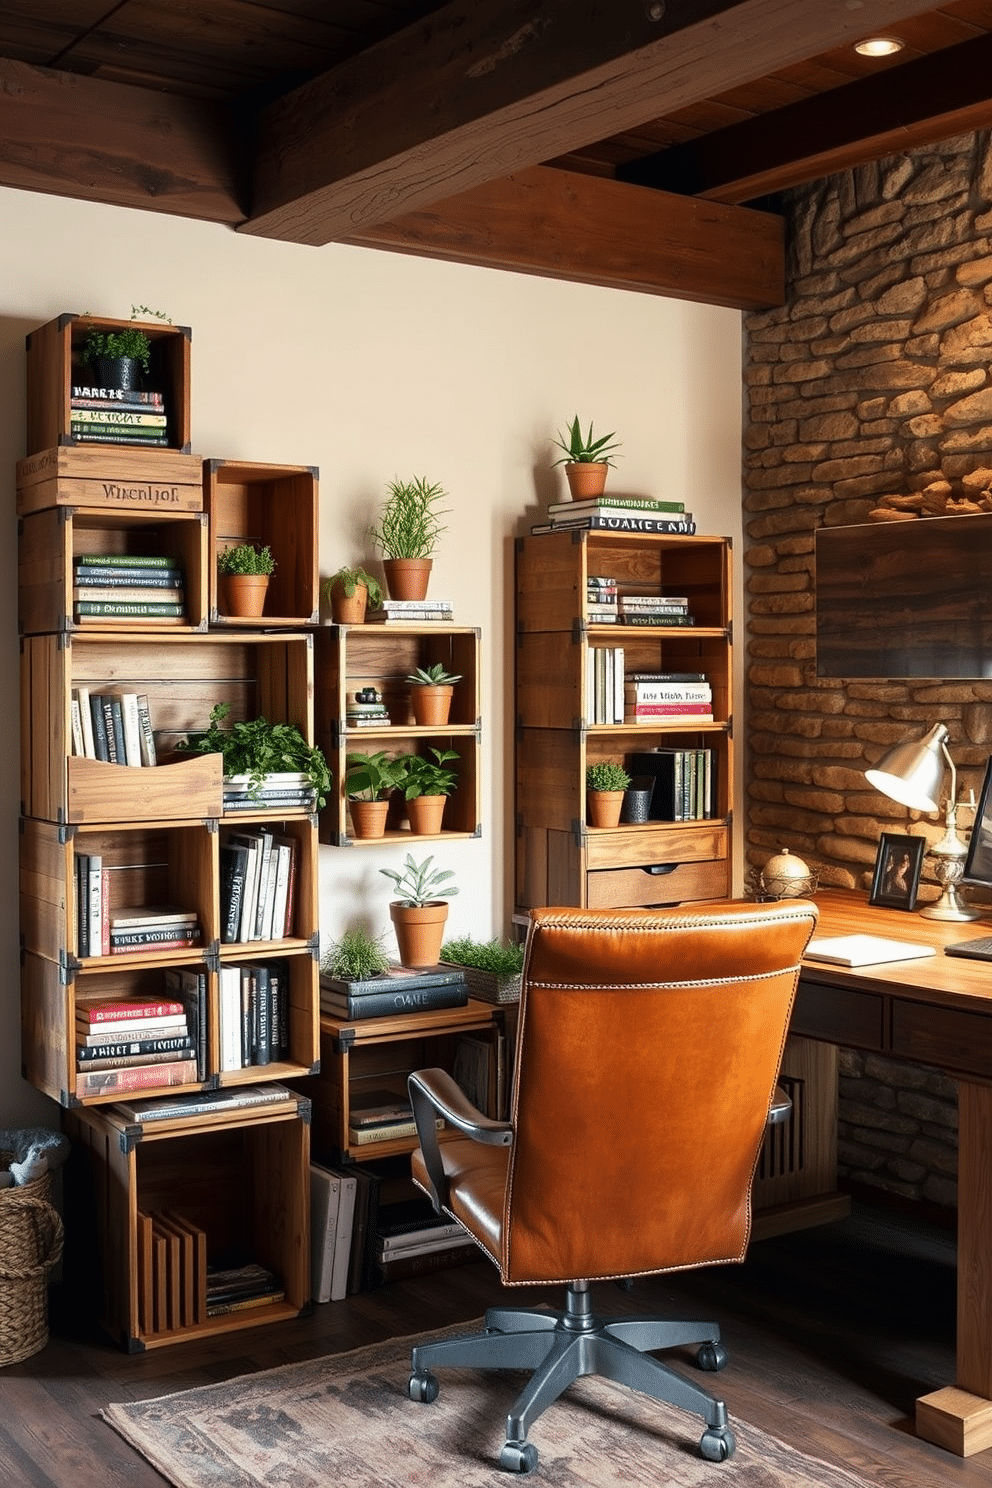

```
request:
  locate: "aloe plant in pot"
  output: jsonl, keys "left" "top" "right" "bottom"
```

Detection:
{"left": 380, "top": 853, "right": 459, "bottom": 968}
{"left": 552, "top": 415, "right": 622, "bottom": 501}
{"left": 406, "top": 661, "right": 462, "bottom": 726}
{"left": 368, "top": 476, "right": 450, "bottom": 600}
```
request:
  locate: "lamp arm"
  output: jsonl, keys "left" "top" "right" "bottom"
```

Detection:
{"left": 941, "top": 740, "right": 958, "bottom": 829}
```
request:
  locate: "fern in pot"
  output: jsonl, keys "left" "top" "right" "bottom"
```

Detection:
{"left": 368, "top": 476, "right": 450, "bottom": 600}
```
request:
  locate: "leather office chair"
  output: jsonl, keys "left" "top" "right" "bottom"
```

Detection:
{"left": 406, "top": 899, "right": 818, "bottom": 1473}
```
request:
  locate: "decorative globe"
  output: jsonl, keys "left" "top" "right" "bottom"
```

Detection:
{"left": 761, "top": 848, "right": 813, "bottom": 898}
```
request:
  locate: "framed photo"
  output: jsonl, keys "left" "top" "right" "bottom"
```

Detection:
{"left": 870, "top": 832, "right": 925, "bottom": 911}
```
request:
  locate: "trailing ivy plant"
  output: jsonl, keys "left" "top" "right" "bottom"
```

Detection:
{"left": 179, "top": 703, "right": 331, "bottom": 806}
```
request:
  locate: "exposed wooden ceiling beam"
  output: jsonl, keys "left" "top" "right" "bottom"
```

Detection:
{"left": 619, "top": 31, "right": 992, "bottom": 204}
{"left": 240, "top": 0, "right": 940, "bottom": 245}
{"left": 345, "top": 165, "right": 784, "bottom": 310}
{"left": 0, "top": 57, "right": 246, "bottom": 222}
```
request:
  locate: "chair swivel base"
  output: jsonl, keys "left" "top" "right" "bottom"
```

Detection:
{"left": 408, "top": 1282, "right": 736, "bottom": 1473}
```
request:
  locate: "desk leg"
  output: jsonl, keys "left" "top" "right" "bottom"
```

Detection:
{"left": 917, "top": 1080, "right": 992, "bottom": 1456}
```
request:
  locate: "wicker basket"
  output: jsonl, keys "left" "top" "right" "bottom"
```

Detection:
{"left": 0, "top": 1160, "right": 65, "bottom": 1367}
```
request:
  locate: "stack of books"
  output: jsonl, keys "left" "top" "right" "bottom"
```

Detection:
{"left": 219, "top": 828, "right": 298, "bottom": 943}
{"left": 371, "top": 1200, "right": 475, "bottom": 1280}
{"left": 367, "top": 598, "right": 454, "bottom": 623}
{"left": 73, "top": 554, "right": 185, "bottom": 622}
{"left": 347, "top": 1088, "right": 444, "bottom": 1147}
{"left": 217, "top": 958, "right": 292, "bottom": 1070}
{"left": 70, "top": 687, "right": 157, "bottom": 764}
{"left": 70, "top": 384, "right": 169, "bottom": 447}
{"left": 587, "top": 574, "right": 618, "bottom": 622}
{"left": 113, "top": 1081, "right": 295, "bottom": 1125}
{"left": 531, "top": 496, "right": 696, "bottom": 536}
{"left": 346, "top": 691, "right": 391, "bottom": 728}
{"left": 72, "top": 852, "right": 203, "bottom": 957}
{"left": 222, "top": 771, "right": 317, "bottom": 813}
{"left": 205, "top": 1260, "right": 284, "bottom": 1317}
{"left": 618, "top": 594, "right": 695, "bottom": 627}
{"left": 624, "top": 672, "right": 713, "bottom": 722}
{"left": 320, "top": 962, "right": 468, "bottom": 1022}
{"left": 629, "top": 747, "right": 718, "bottom": 822}
{"left": 75, "top": 995, "right": 199, "bottom": 1098}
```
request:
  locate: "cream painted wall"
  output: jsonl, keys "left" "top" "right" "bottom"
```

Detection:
{"left": 0, "top": 185, "right": 743, "bottom": 1126}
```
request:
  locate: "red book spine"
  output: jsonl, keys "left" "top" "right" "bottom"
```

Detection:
{"left": 630, "top": 704, "right": 714, "bottom": 717}
{"left": 75, "top": 1057, "right": 197, "bottom": 1097}
{"left": 81, "top": 999, "right": 185, "bottom": 1024}
{"left": 100, "top": 868, "right": 111, "bottom": 956}
{"left": 109, "top": 937, "right": 199, "bottom": 955}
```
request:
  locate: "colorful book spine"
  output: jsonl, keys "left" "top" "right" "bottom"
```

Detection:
{"left": 548, "top": 497, "right": 686, "bottom": 514}
{"left": 72, "top": 386, "right": 164, "bottom": 405}
{"left": 628, "top": 703, "right": 714, "bottom": 717}
{"left": 74, "top": 600, "right": 185, "bottom": 616}
{"left": 75, "top": 1058, "right": 198, "bottom": 1097}
{"left": 76, "top": 1035, "right": 195, "bottom": 1061}
{"left": 80, "top": 555, "right": 179, "bottom": 569}
{"left": 71, "top": 430, "right": 169, "bottom": 445}
{"left": 80, "top": 999, "right": 185, "bottom": 1024}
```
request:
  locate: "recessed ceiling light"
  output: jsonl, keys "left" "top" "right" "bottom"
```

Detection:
{"left": 854, "top": 36, "right": 905, "bottom": 57}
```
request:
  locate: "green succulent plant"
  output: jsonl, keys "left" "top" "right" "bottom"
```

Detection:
{"left": 406, "top": 662, "right": 461, "bottom": 686}
{"left": 586, "top": 760, "right": 631, "bottom": 792}
{"left": 380, "top": 853, "right": 459, "bottom": 907}
{"left": 552, "top": 415, "right": 622, "bottom": 467}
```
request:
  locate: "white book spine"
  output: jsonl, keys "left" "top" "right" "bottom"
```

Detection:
{"left": 218, "top": 965, "right": 243, "bottom": 1070}
{"left": 310, "top": 1165, "right": 342, "bottom": 1304}
{"left": 70, "top": 694, "right": 84, "bottom": 755}
{"left": 136, "top": 694, "right": 157, "bottom": 766}
{"left": 330, "top": 1172, "right": 357, "bottom": 1302}
{"left": 120, "top": 693, "right": 143, "bottom": 766}
{"left": 76, "top": 685, "right": 96, "bottom": 758}
{"left": 238, "top": 839, "right": 260, "bottom": 943}
{"left": 87, "top": 854, "right": 102, "bottom": 956}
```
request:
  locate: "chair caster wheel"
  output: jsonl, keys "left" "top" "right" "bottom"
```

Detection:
{"left": 699, "top": 1426, "right": 736, "bottom": 1461}
{"left": 408, "top": 1370, "right": 439, "bottom": 1403}
{"left": 499, "top": 1439, "right": 539, "bottom": 1473}
{"left": 697, "top": 1342, "right": 728, "bottom": 1372}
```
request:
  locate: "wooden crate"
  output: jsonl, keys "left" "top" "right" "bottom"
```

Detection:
{"left": 16, "top": 445, "right": 203, "bottom": 517}
{"left": 25, "top": 313, "right": 192, "bottom": 456}
{"left": 63, "top": 1097, "right": 311, "bottom": 1349}
{"left": 19, "top": 504, "right": 209, "bottom": 635}
{"left": 204, "top": 460, "right": 318, "bottom": 626}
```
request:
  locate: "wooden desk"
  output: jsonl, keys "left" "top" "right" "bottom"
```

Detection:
{"left": 796, "top": 888, "right": 992, "bottom": 1457}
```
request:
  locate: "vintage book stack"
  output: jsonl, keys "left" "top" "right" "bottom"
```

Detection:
{"left": 217, "top": 959, "right": 293, "bottom": 1071}
{"left": 73, "top": 553, "right": 185, "bottom": 623}
{"left": 72, "top": 866, "right": 203, "bottom": 959}
{"left": 367, "top": 597, "right": 454, "bottom": 624}
{"left": 70, "top": 685, "right": 158, "bottom": 765}
{"left": 219, "top": 827, "right": 298, "bottom": 943}
{"left": 319, "top": 962, "right": 468, "bottom": 1022}
{"left": 624, "top": 671, "right": 713, "bottom": 722}
{"left": 75, "top": 993, "right": 201, "bottom": 1100}
{"left": 618, "top": 592, "right": 696, "bottom": 628}
{"left": 345, "top": 689, "right": 391, "bottom": 728}
{"left": 532, "top": 494, "right": 696, "bottom": 536}
{"left": 222, "top": 771, "right": 316, "bottom": 814}
{"left": 587, "top": 574, "right": 618, "bottom": 623}
{"left": 629, "top": 747, "right": 718, "bottom": 822}
{"left": 70, "top": 383, "right": 168, "bottom": 447}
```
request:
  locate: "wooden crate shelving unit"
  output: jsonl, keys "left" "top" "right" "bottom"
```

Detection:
{"left": 315, "top": 623, "right": 482, "bottom": 845}
{"left": 204, "top": 459, "right": 319, "bottom": 627}
{"left": 514, "top": 528, "right": 734, "bottom": 914}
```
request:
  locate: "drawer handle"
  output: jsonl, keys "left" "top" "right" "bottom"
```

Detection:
{"left": 643, "top": 863, "right": 679, "bottom": 876}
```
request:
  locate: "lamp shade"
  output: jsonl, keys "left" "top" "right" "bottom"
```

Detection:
{"left": 864, "top": 723, "right": 948, "bottom": 813}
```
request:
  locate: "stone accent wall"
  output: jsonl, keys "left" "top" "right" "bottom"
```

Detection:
{"left": 741, "top": 132, "right": 992, "bottom": 1206}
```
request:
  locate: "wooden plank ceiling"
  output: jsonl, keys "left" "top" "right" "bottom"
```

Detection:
{"left": 2, "top": 1, "right": 992, "bottom": 308}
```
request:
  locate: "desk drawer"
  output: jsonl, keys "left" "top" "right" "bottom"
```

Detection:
{"left": 892, "top": 998, "right": 992, "bottom": 1079}
{"left": 793, "top": 978, "right": 885, "bottom": 1049}
{"left": 586, "top": 857, "right": 728, "bottom": 909}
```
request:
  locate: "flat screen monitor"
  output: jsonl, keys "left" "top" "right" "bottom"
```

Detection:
{"left": 963, "top": 755, "right": 992, "bottom": 889}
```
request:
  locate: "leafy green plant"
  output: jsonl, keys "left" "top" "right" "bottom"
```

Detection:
{"left": 406, "top": 662, "right": 462, "bottom": 686}
{"left": 586, "top": 760, "right": 631, "bottom": 792}
{"left": 179, "top": 703, "right": 331, "bottom": 806}
{"left": 131, "top": 305, "right": 171, "bottom": 323}
{"left": 440, "top": 935, "right": 524, "bottom": 975}
{"left": 553, "top": 416, "right": 622, "bottom": 467}
{"left": 83, "top": 325, "right": 152, "bottom": 374}
{"left": 322, "top": 565, "right": 383, "bottom": 609}
{"left": 368, "top": 477, "right": 450, "bottom": 560}
{"left": 380, "top": 853, "right": 459, "bottom": 907}
{"left": 321, "top": 926, "right": 390, "bottom": 981}
{"left": 397, "top": 747, "right": 459, "bottom": 800}
{"left": 217, "top": 542, "right": 276, "bottom": 576}
{"left": 345, "top": 750, "right": 407, "bottom": 801}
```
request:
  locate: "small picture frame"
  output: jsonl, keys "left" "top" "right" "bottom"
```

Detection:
{"left": 870, "top": 832, "right": 925, "bottom": 911}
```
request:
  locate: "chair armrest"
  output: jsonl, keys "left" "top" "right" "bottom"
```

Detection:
{"left": 767, "top": 1084, "right": 792, "bottom": 1126}
{"left": 408, "top": 1068, "right": 513, "bottom": 1212}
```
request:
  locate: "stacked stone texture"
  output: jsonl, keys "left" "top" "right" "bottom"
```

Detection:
{"left": 742, "top": 133, "right": 992, "bottom": 1206}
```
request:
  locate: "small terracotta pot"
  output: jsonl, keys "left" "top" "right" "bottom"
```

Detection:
{"left": 587, "top": 789, "right": 624, "bottom": 828}
{"left": 410, "top": 684, "right": 454, "bottom": 727}
{"left": 220, "top": 574, "right": 269, "bottom": 618}
{"left": 384, "top": 558, "right": 432, "bottom": 601}
{"left": 406, "top": 794, "right": 446, "bottom": 835}
{"left": 348, "top": 798, "right": 389, "bottom": 839}
{"left": 330, "top": 582, "right": 368, "bottom": 624}
{"left": 565, "top": 462, "right": 609, "bottom": 501}
{"left": 390, "top": 900, "right": 449, "bottom": 969}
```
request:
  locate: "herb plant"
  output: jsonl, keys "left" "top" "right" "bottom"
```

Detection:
{"left": 380, "top": 853, "right": 459, "bottom": 907}
{"left": 586, "top": 760, "right": 631, "bottom": 792}
{"left": 180, "top": 703, "right": 331, "bottom": 806}
{"left": 345, "top": 750, "right": 407, "bottom": 801}
{"left": 217, "top": 542, "right": 276, "bottom": 576}
{"left": 83, "top": 325, "right": 152, "bottom": 374}
{"left": 440, "top": 935, "right": 524, "bottom": 975}
{"left": 321, "top": 927, "right": 390, "bottom": 982}
{"left": 406, "top": 662, "right": 461, "bottom": 686}
{"left": 398, "top": 747, "right": 459, "bottom": 800}
{"left": 368, "top": 477, "right": 450, "bottom": 560}
{"left": 323, "top": 565, "right": 383, "bottom": 608}
{"left": 553, "top": 416, "right": 621, "bottom": 467}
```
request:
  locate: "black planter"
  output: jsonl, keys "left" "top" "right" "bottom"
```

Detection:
{"left": 620, "top": 776, "right": 655, "bottom": 823}
{"left": 95, "top": 355, "right": 140, "bottom": 391}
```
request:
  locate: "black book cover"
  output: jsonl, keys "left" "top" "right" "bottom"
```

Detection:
{"left": 89, "top": 694, "right": 110, "bottom": 761}
{"left": 253, "top": 964, "right": 271, "bottom": 1065}
{"left": 219, "top": 842, "right": 248, "bottom": 943}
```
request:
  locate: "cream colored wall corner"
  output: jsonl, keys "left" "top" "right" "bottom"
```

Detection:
{"left": 0, "top": 185, "right": 743, "bottom": 1125}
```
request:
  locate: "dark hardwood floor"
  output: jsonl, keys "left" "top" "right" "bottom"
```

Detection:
{"left": 2, "top": 1197, "right": 988, "bottom": 1487}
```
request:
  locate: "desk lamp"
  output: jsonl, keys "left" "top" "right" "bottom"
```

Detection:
{"left": 865, "top": 722, "right": 979, "bottom": 922}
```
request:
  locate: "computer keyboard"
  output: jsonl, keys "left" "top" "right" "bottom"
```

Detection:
{"left": 945, "top": 935, "right": 992, "bottom": 961}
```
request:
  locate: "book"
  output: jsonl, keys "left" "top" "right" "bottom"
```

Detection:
{"left": 112, "top": 1082, "right": 295, "bottom": 1123}
{"left": 218, "top": 965, "right": 244, "bottom": 1070}
{"left": 71, "top": 430, "right": 169, "bottom": 446}
{"left": 331, "top": 1169, "right": 358, "bottom": 1302}
{"left": 164, "top": 967, "right": 208, "bottom": 1081}
{"left": 548, "top": 497, "right": 686, "bottom": 515}
{"left": 104, "top": 694, "right": 125, "bottom": 763}
{"left": 76, "top": 1033, "right": 195, "bottom": 1061}
{"left": 629, "top": 672, "right": 707, "bottom": 682}
{"left": 75, "top": 1056, "right": 198, "bottom": 1097}
{"left": 370, "top": 1239, "right": 479, "bottom": 1285}
{"left": 624, "top": 684, "right": 712, "bottom": 702}
{"left": 109, "top": 929, "right": 201, "bottom": 951}
{"left": 627, "top": 703, "right": 713, "bottom": 717}
{"left": 533, "top": 515, "right": 697, "bottom": 534}
{"left": 86, "top": 853, "right": 103, "bottom": 956}
{"left": 222, "top": 791, "right": 316, "bottom": 811}
{"left": 620, "top": 614, "right": 696, "bottom": 627}
{"left": 375, "top": 599, "right": 454, "bottom": 612}
{"left": 74, "top": 599, "right": 185, "bottom": 617}
{"left": 319, "top": 962, "right": 468, "bottom": 998}
{"left": 309, "top": 1163, "right": 341, "bottom": 1304}
{"left": 219, "top": 841, "right": 249, "bottom": 943}
{"left": 365, "top": 612, "right": 455, "bottom": 624}
{"left": 109, "top": 905, "right": 198, "bottom": 931}
{"left": 79, "top": 1016, "right": 189, "bottom": 1045}
{"left": 349, "top": 1088, "right": 415, "bottom": 1125}
{"left": 119, "top": 692, "right": 143, "bottom": 765}
{"left": 321, "top": 984, "right": 469, "bottom": 1020}
{"left": 77, "top": 1044, "right": 196, "bottom": 1073}
{"left": 374, "top": 1226, "right": 469, "bottom": 1261}
{"left": 79, "top": 998, "right": 185, "bottom": 1025}
{"left": 73, "top": 566, "right": 183, "bottom": 587}
{"left": 77, "top": 553, "right": 177, "bottom": 568}
{"left": 72, "top": 386, "right": 164, "bottom": 405}
{"left": 348, "top": 1116, "right": 443, "bottom": 1145}
{"left": 804, "top": 936, "right": 937, "bottom": 967}
{"left": 75, "top": 685, "right": 96, "bottom": 758}
{"left": 136, "top": 695, "right": 157, "bottom": 766}
{"left": 73, "top": 585, "right": 184, "bottom": 604}
{"left": 617, "top": 595, "right": 691, "bottom": 609}
{"left": 69, "top": 407, "right": 168, "bottom": 427}
{"left": 376, "top": 1213, "right": 467, "bottom": 1254}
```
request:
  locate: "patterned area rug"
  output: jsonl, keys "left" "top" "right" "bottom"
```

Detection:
{"left": 104, "top": 1324, "right": 876, "bottom": 1488}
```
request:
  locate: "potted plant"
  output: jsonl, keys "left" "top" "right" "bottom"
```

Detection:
{"left": 368, "top": 476, "right": 450, "bottom": 600}
{"left": 178, "top": 703, "right": 331, "bottom": 808}
{"left": 217, "top": 542, "right": 276, "bottom": 618}
{"left": 380, "top": 853, "right": 459, "bottom": 968}
{"left": 406, "top": 661, "right": 462, "bottom": 726}
{"left": 322, "top": 565, "right": 383, "bottom": 625}
{"left": 321, "top": 926, "right": 390, "bottom": 986}
{"left": 440, "top": 934, "right": 524, "bottom": 1004}
{"left": 345, "top": 749, "right": 407, "bottom": 839}
{"left": 553, "top": 415, "right": 622, "bottom": 501}
{"left": 586, "top": 759, "right": 631, "bottom": 828}
{"left": 397, "top": 746, "right": 459, "bottom": 835}
{"left": 83, "top": 324, "right": 152, "bottom": 392}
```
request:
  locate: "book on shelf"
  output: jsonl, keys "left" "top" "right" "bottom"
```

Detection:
{"left": 77, "top": 553, "right": 177, "bottom": 569}
{"left": 109, "top": 905, "right": 197, "bottom": 931}
{"left": 77, "top": 1044, "right": 197, "bottom": 1073}
{"left": 374, "top": 598, "right": 454, "bottom": 613}
{"left": 628, "top": 747, "right": 717, "bottom": 821}
{"left": 71, "top": 431, "right": 170, "bottom": 447}
{"left": 373, "top": 1225, "right": 469, "bottom": 1262}
{"left": 73, "top": 584, "right": 184, "bottom": 605}
{"left": 206, "top": 1289, "right": 286, "bottom": 1317}
{"left": 619, "top": 613, "right": 695, "bottom": 628}
{"left": 547, "top": 497, "right": 686, "bottom": 515}
{"left": 221, "top": 790, "right": 316, "bottom": 812}
{"left": 365, "top": 612, "right": 454, "bottom": 624}
{"left": 79, "top": 997, "right": 186, "bottom": 1025}
{"left": 109, "top": 928, "right": 202, "bottom": 952}
{"left": 320, "top": 982, "right": 469, "bottom": 1021}
{"left": 369, "top": 1239, "right": 478, "bottom": 1286}
{"left": 163, "top": 967, "right": 208, "bottom": 1081}
{"left": 531, "top": 516, "right": 696, "bottom": 535}
{"left": 375, "top": 1202, "right": 468, "bottom": 1255}
{"left": 629, "top": 672, "right": 707, "bottom": 682}
{"left": 349, "top": 1088, "right": 416, "bottom": 1125}
{"left": 75, "top": 1056, "right": 198, "bottom": 1098}
{"left": 79, "top": 1015, "right": 189, "bottom": 1045}
{"left": 73, "top": 565, "right": 183, "bottom": 588}
{"left": 76, "top": 1032, "right": 195, "bottom": 1062}
{"left": 348, "top": 1115, "right": 444, "bottom": 1145}
{"left": 624, "top": 684, "right": 712, "bottom": 704}
{"left": 626, "top": 703, "right": 714, "bottom": 718}
{"left": 347, "top": 1166, "right": 380, "bottom": 1295}
{"left": 618, "top": 603, "right": 690, "bottom": 618}
{"left": 319, "top": 962, "right": 467, "bottom": 998}
{"left": 310, "top": 1164, "right": 342, "bottom": 1304}
{"left": 112, "top": 1081, "right": 295, "bottom": 1124}
{"left": 74, "top": 599, "right": 185, "bottom": 617}
{"left": 72, "top": 385, "right": 164, "bottom": 405}
{"left": 101, "top": 694, "right": 124, "bottom": 762}
{"left": 69, "top": 407, "right": 168, "bottom": 428}
{"left": 617, "top": 593, "right": 690, "bottom": 608}
{"left": 224, "top": 771, "right": 312, "bottom": 792}
{"left": 331, "top": 1169, "right": 358, "bottom": 1301}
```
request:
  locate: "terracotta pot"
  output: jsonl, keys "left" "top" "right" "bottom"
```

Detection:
{"left": 587, "top": 789, "right": 624, "bottom": 828}
{"left": 410, "top": 684, "right": 454, "bottom": 727}
{"left": 348, "top": 798, "right": 389, "bottom": 839}
{"left": 220, "top": 573, "right": 269, "bottom": 618}
{"left": 330, "top": 582, "right": 368, "bottom": 624}
{"left": 406, "top": 794, "right": 446, "bottom": 835}
{"left": 565, "top": 462, "right": 609, "bottom": 501}
{"left": 390, "top": 900, "right": 449, "bottom": 968}
{"left": 384, "top": 557, "right": 432, "bottom": 601}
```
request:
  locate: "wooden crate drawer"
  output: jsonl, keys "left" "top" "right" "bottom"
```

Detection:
{"left": 585, "top": 857, "right": 729, "bottom": 908}
{"left": 585, "top": 823, "right": 726, "bottom": 871}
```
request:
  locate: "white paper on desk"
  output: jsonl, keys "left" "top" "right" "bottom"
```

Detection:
{"left": 805, "top": 935, "right": 937, "bottom": 967}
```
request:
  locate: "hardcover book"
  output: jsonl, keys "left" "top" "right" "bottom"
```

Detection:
{"left": 319, "top": 963, "right": 468, "bottom": 997}
{"left": 320, "top": 983, "right": 469, "bottom": 1021}
{"left": 531, "top": 516, "right": 697, "bottom": 535}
